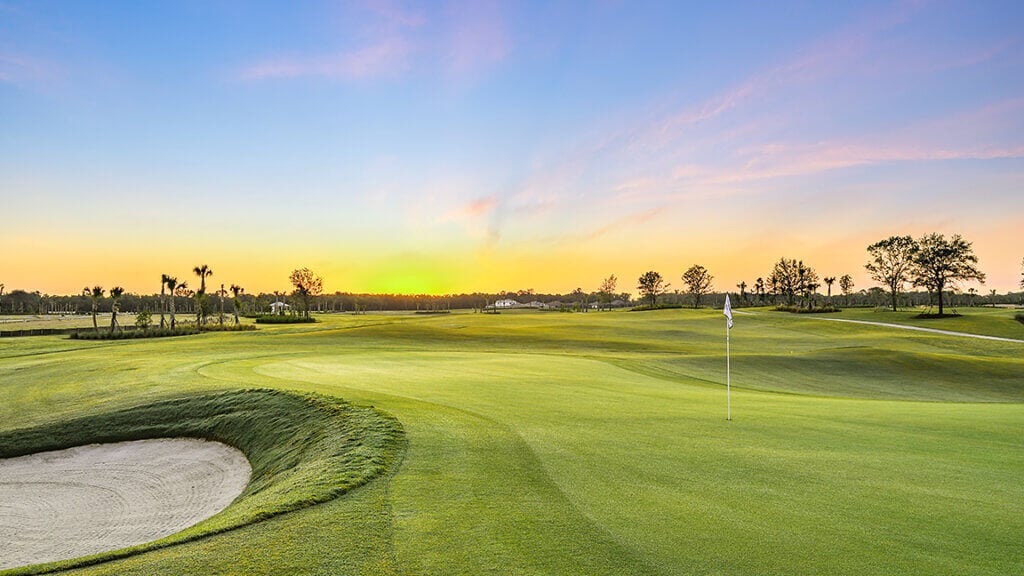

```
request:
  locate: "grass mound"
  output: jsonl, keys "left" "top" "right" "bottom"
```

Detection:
{"left": 0, "top": 388, "right": 404, "bottom": 575}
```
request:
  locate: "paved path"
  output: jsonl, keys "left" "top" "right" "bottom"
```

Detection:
{"left": 803, "top": 316, "right": 1024, "bottom": 344}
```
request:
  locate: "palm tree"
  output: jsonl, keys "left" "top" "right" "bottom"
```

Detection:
{"left": 159, "top": 274, "right": 172, "bottom": 328}
{"left": 164, "top": 276, "right": 179, "bottom": 328}
{"left": 230, "top": 284, "right": 244, "bottom": 325}
{"left": 175, "top": 280, "right": 190, "bottom": 325}
{"left": 0, "top": 283, "right": 4, "bottom": 314}
{"left": 83, "top": 286, "right": 104, "bottom": 333}
{"left": 217, "top": 283, "right": 227, "bottom": 326}
{"left": 193, "top": 264, "right": 213, "bottom": 325}
{"left": 736, "top": 281, "right": 748, "bottom": 304}
{"left": 824, "top": 276, "right": 836, "bottom": 302}
{"left": 109, "top": 286, "right": 125, "bottom": 333}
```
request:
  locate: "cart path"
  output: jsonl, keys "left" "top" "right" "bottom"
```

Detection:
{"left": 801, "top": 316, "right": 1024, "bottom": 344}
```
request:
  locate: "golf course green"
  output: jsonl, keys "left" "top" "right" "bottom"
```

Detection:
{"left": 1, "top": 308, "right": 1021, "bottom": 575}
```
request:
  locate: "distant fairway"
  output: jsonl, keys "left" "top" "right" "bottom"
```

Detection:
{"left": 0, "top": 308, "right": 1021, "bottom": 575}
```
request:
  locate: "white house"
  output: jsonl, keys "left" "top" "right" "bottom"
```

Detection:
{"left": 270, "top": 301, "right": 291, "bottom": 315}
{"left": 494, "top": 298, "right": 519, "bottom": 308}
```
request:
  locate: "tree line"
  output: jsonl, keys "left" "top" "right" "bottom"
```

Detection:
{"left": 1, "top": 235, "right": 1020, "bottom": 318}
{"left": 631, "top": 233, "right": 1001, "bottom": 314}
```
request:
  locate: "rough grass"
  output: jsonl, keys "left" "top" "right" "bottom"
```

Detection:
{"left": 0, "top": 309, "right": 1021, "bottom": 575}
{"left": 0, "top": 389, "right": 404, "bottom": 575}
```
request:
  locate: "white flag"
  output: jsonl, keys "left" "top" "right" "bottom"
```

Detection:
{"left": 723, "top": 294, "right": 733, "bottom": 329}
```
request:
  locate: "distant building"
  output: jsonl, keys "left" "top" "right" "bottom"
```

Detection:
{"left": 494, "top": 298, "right": 519, "bottom": 308}
{"left": 270, "top": 301, "right": 291, "bottom": 315}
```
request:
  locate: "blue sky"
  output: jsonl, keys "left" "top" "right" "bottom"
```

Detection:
{"left": 2, "top": 0, "right": 1022, "bottom": 294}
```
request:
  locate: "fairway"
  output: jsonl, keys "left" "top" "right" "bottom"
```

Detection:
{"left": 1, "top": 309, "right": 1022, "bottom": 575}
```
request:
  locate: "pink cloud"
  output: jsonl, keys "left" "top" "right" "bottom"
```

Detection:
{"left": 443, "top": 0, "right": 511, "bottom": 77}
{"left": 583, "top": 207, "right": 663, "bottom": 241}
{"left": 456, "top": 195, "right": 499, "bottom": 218}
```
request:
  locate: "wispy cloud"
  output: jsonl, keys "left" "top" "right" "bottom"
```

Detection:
{"left": 443, "top": 0, "right": 511, "bottom": 78}
{"left": 582, "top": 207, "right": 663, "bottom": 242}
{"left": 237, "top": 0, "right": 512, "bottom": 83}
{"left": 238, "top": 0, "right": 423, "bottom": 81}
{"left": 239, "top": 39, "right": 414, "bottom": 80}
{"left": 0, "top": 52, "right": 60, "bottom": 88}
{"left": 447, "top": 195, "right": 498, "bottom": 220}
{"left": 936, "top": 38, "right": 1019, "bottom": 71}
{"left": 506, "top": 0, "right": 1024, "bottom": 215}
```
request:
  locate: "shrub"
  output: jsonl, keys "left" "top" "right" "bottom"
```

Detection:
{"left": 629, "top": 304, "right": 684, "bottom": 311}
{"left": 136, "top": 310, "right": 152, "bottom": 329}
{"left": 1013, "top": 312, "right": 1023, "bottom": 325}
{"left": 255, "top": 315, "right": 318, "bottom": 324}
{"left": 200, "top": 324, "right": 257, "bottom": 332}
{"left": 774, "top": 304, "right": 840, "bottom": 314}
{"left": 70, "top": 326, "right": 201, "bottom": 340}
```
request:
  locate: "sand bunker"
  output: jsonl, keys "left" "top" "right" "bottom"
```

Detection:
{"left": 0, "top": 438, "right": 251, "bottom": 570}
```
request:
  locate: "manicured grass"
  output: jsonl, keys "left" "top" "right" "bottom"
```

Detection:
{"left": 0, "top": 389, "right": 403, "bottom": 575}
{"left": 0, "top": 309, "right": 1021, "bottom": 575}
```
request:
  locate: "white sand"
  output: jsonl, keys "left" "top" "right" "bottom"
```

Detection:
{"left": 0, "top": 438, "right": 251, "bottom": 570}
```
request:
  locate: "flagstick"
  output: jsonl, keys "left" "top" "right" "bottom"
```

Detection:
{"left": 726, "top": 317, "right": 731, "bottom": 421}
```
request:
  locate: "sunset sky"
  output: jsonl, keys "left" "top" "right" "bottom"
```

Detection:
{"left": 2, "top": 0, "right": 1022, "bottom": 296}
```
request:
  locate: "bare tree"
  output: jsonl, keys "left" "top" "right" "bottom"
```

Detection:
{"left": 682, "top": 265, "right": 714, "bottom": 308}
{"left": 289, "top": 268, "right": 323, "bottom": 318}
{"left": 911, "top": 233, "right": 985, "bottom": 316}
{"left": 599, "top": 274, "right": 618, "bottom": 310}
{"left": 865, "top": 236, "right": 917, "bottom": 312}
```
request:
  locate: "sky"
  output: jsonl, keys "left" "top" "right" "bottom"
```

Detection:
{"left": 2, "top": 0, "right": 1022, "bottom": 296}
